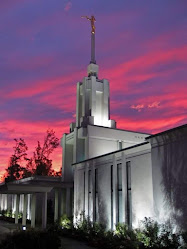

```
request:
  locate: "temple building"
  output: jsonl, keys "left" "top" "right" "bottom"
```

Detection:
{"left": 0, "top": 16, "right": 186, "bottom": 231}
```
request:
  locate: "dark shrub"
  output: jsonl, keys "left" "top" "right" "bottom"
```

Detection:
{"left": 136, "top": 217, "right": 182, "bottom": 249}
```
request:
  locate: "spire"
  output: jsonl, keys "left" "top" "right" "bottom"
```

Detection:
{"left": 91, "top": 32, "right": 96, "bottom": 64}
{"left": 81, "top": 15, "right": 96, "bottom": 64}
{"left": 74, "top": 16, "right": 116, "bottom": 129}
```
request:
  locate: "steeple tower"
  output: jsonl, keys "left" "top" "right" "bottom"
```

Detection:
{"left": 74, "top": 16, "right": 116, "bottom": 129}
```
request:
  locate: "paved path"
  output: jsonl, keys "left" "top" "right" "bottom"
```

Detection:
{"left": 0, "top": 221, "right": 10, "bottom": 234}
{"left": 0, "top": 220, "right": 97, "bottom": 249}
{"left": 0, "top": 220, "right": 15, "bottom": 242}
{"left": 60, "top": 237, "right": 97, "bottom": 249}
{"left": 0, "top": 220, "right": 19, "bottom": 230}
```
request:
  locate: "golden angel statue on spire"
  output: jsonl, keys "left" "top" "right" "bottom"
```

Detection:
{"left": 81, "top": 15, "right": 96, "bottom": 34}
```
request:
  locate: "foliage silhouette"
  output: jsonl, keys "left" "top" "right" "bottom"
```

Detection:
{"left": 32, "top": 129, "right": 59, "bottom": 176}
{"left": 6, "top": 138, "right": 28, "bottom": 181}
{"left": 5, "top": 130, "right": 60, "bottom": 181}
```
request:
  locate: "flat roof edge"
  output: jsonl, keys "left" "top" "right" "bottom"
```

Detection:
{"left": 88, "top": 124, "right": 151, "bottom": 135}
{"left": 146, "top": 124, "right": 187, "bottom": 139}
{"left": 72, "top": 141, "right": 149, "bottom": 165}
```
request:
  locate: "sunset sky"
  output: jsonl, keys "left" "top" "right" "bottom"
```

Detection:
{"left": 0, "top": 0, "right": 187, "bottom": 179}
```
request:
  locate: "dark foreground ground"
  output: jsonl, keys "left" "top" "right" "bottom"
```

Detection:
{"left": 0, "top": 220, "right": 97, "bottom": 249}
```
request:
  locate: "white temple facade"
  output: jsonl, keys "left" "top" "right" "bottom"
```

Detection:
{"left": 61, "top": 62, "right": 149, "bottom": 182}
{"left": 72, "top": 123, "right": 187, "bottom": 230}
{"left": 0, "top": 18, "right": 186, "bottom": 231}
{"left": 60, "top": 19, "right": 187, "bottom": 229}
{"left": 61, "top": 56, "right": 187, "bottom": 230}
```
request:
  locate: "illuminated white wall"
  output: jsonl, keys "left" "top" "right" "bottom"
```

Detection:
{"left": 19, "top": 194, "right": 24, "bottom": 213}
{"left": 61, "top": 124, "right": 149, "bottom": 183}
{"left": 0, "top": 193, "right": 39, "bottom": 221}
{"left": 97, "top": 163, "right": 113, "bottom": 227}
{"left": 86, "top": 125, "right": 149, "bottom": 159}
{"left": 12, "top": 195, "right": 16, "bottom": 214}
{"left": 74, "top": 142, "right": 154, "bottom": 230}
{"left": 74, "top": 167, "right": 85, "bottom": 222}
{"left": 27, "top": 194, "right": 31, "bottom": 219}
{"left": 0, "top": 194, "right": 7, "bottom": 211}
{"left": 61, "top": 133, "right": 74, "bottom": 182}
{"left": 147, "top": 125, "right": 187, "bottom": 230}
{"left": 128, "top": 148, "right": 154, "bottom": 227}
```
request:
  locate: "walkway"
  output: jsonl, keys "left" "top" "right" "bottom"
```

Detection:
{"left": 0, "top": 220, "right": 17, "bottom": 242}
{"left": 60, "top": 237, "right": 97, "bottom": 249}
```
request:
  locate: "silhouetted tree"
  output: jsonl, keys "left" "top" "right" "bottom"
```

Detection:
{"left": 4, "top": 130, "right": 60, "bottom": 181}
{"left": 22, "top": 157, "right": 34, "bottom": 178}
{"left": 33, "top": 129, "right": 59, "bottom": 176}
{"left": 51, "top": 168, "right": 62, "bottom": 177}
{"left": 6, "top": 138, "right": 28, "bottom": 181}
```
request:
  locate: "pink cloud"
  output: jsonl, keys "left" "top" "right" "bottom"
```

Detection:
{"left": 148, "top": 102, "right": 160, "bottom": 108}
{"left": 134, "top": 85, "right": 186, "bottom": 111}
{"left": 7, "top": 53, "right": 54, "bottom": 71}
{"left": 130, "top": 102, "right": 161, "bottom": 112}
{"left": 64, "top": 1, "right": 72, "bottom": 12}
{"left": 101, "top": 46, "right": 187, "bottom": 92}
{"left": 6, "top": 71, "right": 83, "bottom": 99}
{"left": 38, "top": 85, "right": 76, "bottom": 112}
{"left": 131, "top": 104, "right": 145, "bottom": 112}
{"left": 114, "top": 115, "right": 186, "bottom": 134}
{"left": 145, "top": 29, "right": 187, "bottom": 51}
